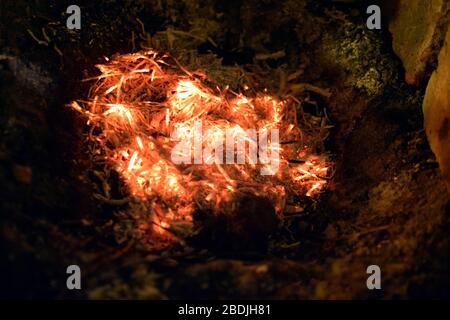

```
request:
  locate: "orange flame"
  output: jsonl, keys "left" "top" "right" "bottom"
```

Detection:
{"left": 70, "top": 50, "right": 331, "bottom": 244}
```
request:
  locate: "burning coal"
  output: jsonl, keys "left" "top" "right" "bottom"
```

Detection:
{"left": 70, "top": 50, "right": 331, "bottom": 247}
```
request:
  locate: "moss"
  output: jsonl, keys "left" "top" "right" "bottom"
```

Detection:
{"left": 321, "top": 21, "right": 400, "bottom": 96}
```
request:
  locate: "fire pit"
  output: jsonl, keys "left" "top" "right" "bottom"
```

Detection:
{"left": 70, "top": 50, "right": 331, "bottom": 250}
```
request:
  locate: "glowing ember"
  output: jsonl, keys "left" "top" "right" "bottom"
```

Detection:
{"left": 70, "top": 50, "right": 331, "bottom": 245}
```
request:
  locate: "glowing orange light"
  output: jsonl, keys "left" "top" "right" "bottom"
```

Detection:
{"left": 70, "top": 50, "right": 331, "bottom": 245}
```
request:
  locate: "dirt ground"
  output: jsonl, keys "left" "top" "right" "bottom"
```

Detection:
{"left": 1, "top": 0, "right": 449, "bottom": 299}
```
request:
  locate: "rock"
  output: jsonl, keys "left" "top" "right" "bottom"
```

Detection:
{"left": 388, "top": 0, "right": 450, "bottom": 85}
{"left": 320, "top": 16, "right": 400, "bottom": 97}
{"left": 191, "top": 195, "right": 279, "bottom": 252}
{"left": 423, "top": 24, "right": 450, "bottom": 191}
